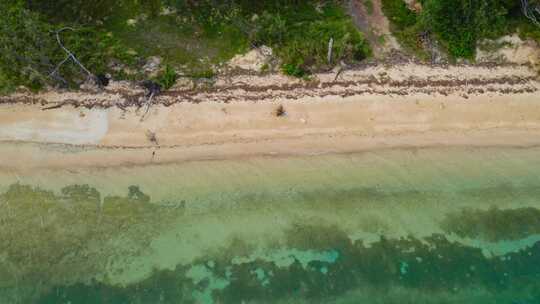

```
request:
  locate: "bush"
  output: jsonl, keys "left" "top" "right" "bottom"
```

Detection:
{"left": 0, "top": 1, "right": 59, "bottom": 91}
{"left": 2, "top": 0, "right": 371, "bottom": 90}
{"left": 421, "top": 0, "right": 508, "bottom": 59}
{"left": 0, "top": 1, "right": 137, "bottom": 92}
{"left": 251, "top": 2, "right": 371, "bottom": 76}
{"left": 381, "top": 0, "right": 417, "bottom": 29}
{"left": 0, "top": 71, "right": 15, "bottom": 94}
{"left": 282, "top": 63, "right": 307, "bottom": 78}
{"left": 382, "top": 0, "right": 528, "bottom": 60}
{"left": 394, "top": 23, "right": 430, "bottom": 60}
{"left": 155, "top": 65, "right": 177, "bottom": 90}
{"left": 364, "top": 0, "right": 375, "bottom": 15}
{"left": 381, "top": 0, "right": 427, "bottom": 59}
{"left": 169, "top": 1, "right": 371, "bottom": 77}
{"left": 26, "top": 0, "right": 163, "bottom": 24}
{"left": 191, "top": 68, "right": 215, "bottom": 79}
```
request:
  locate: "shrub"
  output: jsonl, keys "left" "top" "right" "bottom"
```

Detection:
{"left": 3, "top": 0, "right": 372, "bottom": 90}
{"left": 394, "top": 22, "right": 430, "bottom": 60}
{"left": 191, "top": 68, "right": 215, "bottom": 79}
{"left": 0, "top": 1, "right": 137, "bottom": 92}
{"left": 382, "top": 0, "right": 522, "bottom": 60}
{"left": 156, "top": 65, "right": 177, "bottom": 90}
{"left": 0, "top": 1, "right": 57, "bottom": 91}
{"left": 381, "top": 0, "right": 427, "bottom": 59}
{"left": 167, "top": 1, "right": 371, "bottom": 77}
{"left": 282, "top": 63, "right": 307, "bottom": 78}
{"left": 421, "top": 0, "right": 508, "bottom": 59}
{"left": 252, "top": 2, "right": 371, "bottom": 76}
{"left": 381, "top": 0, "right": 417, "bottom": 29}
{"left": 26, "top": 0, "right": 163, "bottom": 24}
{"left": 0, "top": 71, "right": 15, "bottom": 94}
{"left": 364, "top": 0, "right": 375, "bottom": 15}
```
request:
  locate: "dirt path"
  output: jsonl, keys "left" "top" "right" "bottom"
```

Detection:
{"left": 347, "top": 0, "right": 401, "bottom": 58}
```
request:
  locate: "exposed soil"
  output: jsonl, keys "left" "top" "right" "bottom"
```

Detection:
{"left": 347, "top": 0, "right": 401, "bottom": 57}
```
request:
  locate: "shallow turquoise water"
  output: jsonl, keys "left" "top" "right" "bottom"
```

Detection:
{"left": 1, "top": 147, "right": 540, "bottom": 303}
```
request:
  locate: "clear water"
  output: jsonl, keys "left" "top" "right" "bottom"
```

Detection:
{"left": 1, "top": 147, "right": 540, "bottom": 303}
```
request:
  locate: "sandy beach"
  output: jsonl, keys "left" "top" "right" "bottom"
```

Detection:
{"left": 0, "top": 63, "right": 539, "bottom": 169}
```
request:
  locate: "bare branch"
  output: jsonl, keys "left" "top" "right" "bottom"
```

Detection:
{"left": 327, "top": 37, "right": 334, "bottom": 64}
{"left": 522, "top": 0, "right": 540, "bottom": 27}
{"left": 140, "top": 91, "right": 155, "bottom": 122}
{"left": 49, "top": 27, "right": 95, "bottom": 81}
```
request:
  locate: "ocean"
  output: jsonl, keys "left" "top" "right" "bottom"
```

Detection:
{"left": 1, "top": 146, "right": 539, "bottom": 303}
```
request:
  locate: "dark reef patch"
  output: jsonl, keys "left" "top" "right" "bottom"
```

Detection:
{"left": 2, "top": 182, "right": 540, "bottom": 303}
{"left": 35, "top": 224, "right": 540, "bottom": 304}
{"left": 441, "top": 207, "right": 540, "bottom": 242}
{"left": 0, "top": 183, "right": 185, "bottom": 303}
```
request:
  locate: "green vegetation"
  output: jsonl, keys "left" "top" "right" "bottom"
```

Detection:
{"left": 421, "top": 0, "right": 509, "bottom": 59}
{"left": 364, "top": 0, "right": 375, "bottom": 15}
{"left": 162, "top": 1, "right": 371, "bottom": 76}
{"left": 381, "top": 0, "right": 430, "bottom": 59}
{"left": 282, "top": 63, "right": 307, "bottom": 78}
{"left": 0, "top": 0, "right": 136, "bottom": 91}
{"left": 0, "top": 0, "right": 371, "bottom": 93}
{"left": 382, "top": 0, "right": 540, "bottom": 61}
{"left": 382, "top": 0, "right": 417, "bottom": 29}
{"left": 2, "top": 0, "right": 539, "bottom": 93}
{"left": 156, "top": 64, "right": 178, "bottom": 90}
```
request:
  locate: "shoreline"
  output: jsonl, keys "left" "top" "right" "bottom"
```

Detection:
{"left": 3, "top": 128, "right": 540, "bottom": 171}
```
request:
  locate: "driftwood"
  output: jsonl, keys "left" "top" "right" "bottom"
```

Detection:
{"left": 140, "top": 91, "right": 156, "bottom": 121}
{"left": 42, "top": 103, "right": 63, "bottom": 111}
{"left": 334, "top": 65, "right": 345, "bottom": 82}
{"left": 139, "top": 80, "right": 162, "bottom": 121}
{"left": 327, "top": 37, "right": 334, "bottom": 64}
